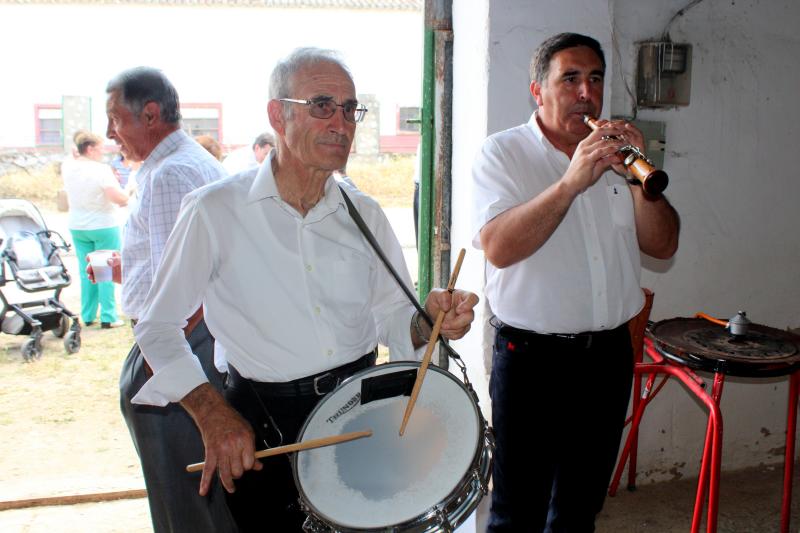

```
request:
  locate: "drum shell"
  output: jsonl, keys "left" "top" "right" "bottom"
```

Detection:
{"left": 293, "top": 362, "right": 493, "bottom": 532}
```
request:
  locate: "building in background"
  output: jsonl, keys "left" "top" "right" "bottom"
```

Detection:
{"left": 0, "top": 0, "right": 422, "bottom": 156}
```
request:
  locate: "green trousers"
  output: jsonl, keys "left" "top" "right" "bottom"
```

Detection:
{"left": 70, "top": 226, "right": 121, "bottom": 324}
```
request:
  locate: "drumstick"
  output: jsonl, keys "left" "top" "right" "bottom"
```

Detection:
{"left": 185, "top": 429, "right": 372, "bottom": 473}
{"left": 399, "top": 248, "right": 466, "bottom": 436}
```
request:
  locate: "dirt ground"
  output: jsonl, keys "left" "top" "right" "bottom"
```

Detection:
{"left": 0, "top": 208, "right": 152, "bottom": 532}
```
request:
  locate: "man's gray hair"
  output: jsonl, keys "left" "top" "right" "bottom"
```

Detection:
{"left": 106, "top": 66, "right": 181, "bottom": 124}
{"left": 268, "top": 47, "right": 353, "bottom": 101}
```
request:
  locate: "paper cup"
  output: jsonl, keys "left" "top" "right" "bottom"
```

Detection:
{"left": 88, "top": 250, "right": 114, "bottom": 283}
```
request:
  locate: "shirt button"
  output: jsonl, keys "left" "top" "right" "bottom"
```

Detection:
{"left": 306, "top": 264, "right": 313, "bottom": 272}
{"left": 327, "top": 349, "right": 333, "bottom": 356}
{"left": 314, "top": 306, "right": 321, "bottom": 314}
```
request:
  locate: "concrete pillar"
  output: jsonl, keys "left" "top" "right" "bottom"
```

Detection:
{"left": 61, "top": 96, "right": 92, "bottom": 151}
{"left": 355, "top": 93, "right": 379, "bottom": 155}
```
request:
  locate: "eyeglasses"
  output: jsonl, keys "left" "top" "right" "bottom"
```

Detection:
{"left": 279, "top": 96, "right": 368, "bottom": 124}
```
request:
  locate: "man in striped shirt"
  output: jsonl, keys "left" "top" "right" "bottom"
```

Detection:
{"left": 104, "top": 66, "right": 236, "bottom": 533}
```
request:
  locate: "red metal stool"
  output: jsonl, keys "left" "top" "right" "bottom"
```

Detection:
{"left": 609, "top": 317, "right": 800, "bottom": 533}
{"left": 619, "top": 288, "right": 655, "bottom": 492}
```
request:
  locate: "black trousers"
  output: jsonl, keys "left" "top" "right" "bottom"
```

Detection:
{"left": 223, "top": 354, "right": 375, "bottom": 533}
{"left": 487, "top": 323, "right": 634, "bottom": 533}
{"left": 224, "top": 380, "right": 320, "bottom": 533}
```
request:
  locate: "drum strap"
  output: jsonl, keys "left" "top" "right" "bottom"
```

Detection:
{"left": 337, "top": 184, "right": 464, "bottom": 365}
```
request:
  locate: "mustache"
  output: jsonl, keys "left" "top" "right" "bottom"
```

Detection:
{"left": 572, "top": 104, "right": 597, "bottom": 116}
{"left": 316, "top": 134, "right": 350, "bottom": 146}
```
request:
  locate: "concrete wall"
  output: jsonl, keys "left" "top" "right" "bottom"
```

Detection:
{"left": 0, "top": 4, "right": 422, "bottom": 148}
{"left": 451, "top": 0, "right": 491, "bottom": 411}
{"left": 452, "top": 0, "right": 800, "bottom": 483}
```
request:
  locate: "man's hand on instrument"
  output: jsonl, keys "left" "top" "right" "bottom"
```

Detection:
{"left": 423, "top": 288, "right": 479, "bottom": 341}
{"left": 591, "top": 119, "right": 646, "bottom": 178}
{"left": 564, "top": 125, "right": 626, "bottom": 194}
{"left": 181, "top": 383, "right": 263, "bottom": 495}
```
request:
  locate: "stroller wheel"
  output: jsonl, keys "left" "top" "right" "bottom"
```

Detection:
{"left": 64, "top": 330, "right": 81, "bottom": 354}
{"left": 21, "top": 338, "right": 43, "bottom": 362}
{"left": 52, "top": 315, "right": 70, "bottom": 338}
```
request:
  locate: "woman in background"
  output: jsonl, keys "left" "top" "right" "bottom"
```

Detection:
{"left": 62, "top": 130, "right": 128, "bottom": 328}
{"left": 195, "top": 135, "right": 224, "bottom": 161}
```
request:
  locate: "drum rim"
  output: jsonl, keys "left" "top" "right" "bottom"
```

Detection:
{"left": 292, "top": 360, "right": 487, "bottom": 531}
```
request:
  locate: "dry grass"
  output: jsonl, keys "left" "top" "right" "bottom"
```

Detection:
{"left": 346, "top": 153, "right": 415, "bottom": 208}
{"left": 0, "top": 164, "right": 62, "bottom": 211}
{"left": 0, "top": 155, "right": 415, "bottom": 211}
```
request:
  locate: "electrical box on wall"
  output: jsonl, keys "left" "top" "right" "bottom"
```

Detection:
{"left": 636, "top": 42, "right": 692, "bottom": 107}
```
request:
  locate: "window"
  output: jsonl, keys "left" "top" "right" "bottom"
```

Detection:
{"left": 35, "top": 105, "right": 63, "bottom": 146}
{"left": 181, "top": 103, "right": 222, "bottom": 141}
{"left": 398, "top": 106, "right": 421, "bottom": 134}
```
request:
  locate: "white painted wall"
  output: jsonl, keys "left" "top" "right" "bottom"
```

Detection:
{"left": 451, "top": 0, "right": 491, "bottom": 412}
{"left": 452, "top": 0, "right": 800, "bottom": 483}
{"left": 0, "top": 4, "right": 422, "bottom": 147}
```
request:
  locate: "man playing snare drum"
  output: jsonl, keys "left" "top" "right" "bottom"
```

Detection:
{"left": 471, "top": 33, "right": 679, "bottom": 531}
{"left": 132, "top": 47, "right": 478, "bottom": 532}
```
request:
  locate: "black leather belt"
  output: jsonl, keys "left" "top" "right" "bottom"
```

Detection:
{"left": 491, "top": 316, "right": 626, "bottom": 350}
{"left": 227, "top": 350, "right": 377, "bottom": 397}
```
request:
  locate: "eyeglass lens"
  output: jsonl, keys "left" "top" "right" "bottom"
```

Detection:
{"left": 308, "top": 98, "right": 365, "bottom": 123}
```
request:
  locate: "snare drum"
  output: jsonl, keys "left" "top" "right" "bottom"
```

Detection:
{"left": 293, "top": 361, "right": 493, "bottom": 532}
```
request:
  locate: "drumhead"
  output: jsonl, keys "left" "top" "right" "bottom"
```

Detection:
{"left": 294, "top": 362, "right": 481, "bottom": 529}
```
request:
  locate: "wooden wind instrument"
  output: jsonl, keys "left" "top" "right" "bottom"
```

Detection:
{"left": 583, "top": 115, "right": 669, "bottom": 196}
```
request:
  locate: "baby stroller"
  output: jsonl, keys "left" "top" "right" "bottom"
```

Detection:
{"left": 0, "top": 199, "right": 81, "bottom": 361}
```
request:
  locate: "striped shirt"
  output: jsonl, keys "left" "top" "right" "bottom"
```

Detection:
{"left": 121, "top": 129, "right": 226, "bottom": 319}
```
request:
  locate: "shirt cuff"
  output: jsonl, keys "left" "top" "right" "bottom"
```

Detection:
{"left": 131, "top": 355, "right": 208, "bottom": 407}
{"left": 387, "top": 307, "right": 423, "bottom": 362}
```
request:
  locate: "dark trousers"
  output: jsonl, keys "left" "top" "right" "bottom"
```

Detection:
{"left": 119, "top": 319, "right": 237, "bottom": 533}
{"left": 223, "top": 380, "right": 320, "bottom": 533}
{"left": 223, "top": 354, "right": 376, "bottom": 533}
{"left": 487, "top": 324, "right": 634, "bottom": 533}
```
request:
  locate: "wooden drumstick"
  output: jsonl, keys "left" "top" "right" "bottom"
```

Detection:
{"left": 399, "top": 248, "right": 466, "bottom": 436}
{"left": 185, "top": 429, "right": 372, "bottom": 473}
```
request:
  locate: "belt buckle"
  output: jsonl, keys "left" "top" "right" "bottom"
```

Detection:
{"left": 554, "top": 332, "right": 593, "bottom": 348}
{"left": 313, "top": 372, "right": 337, "bottom": 396}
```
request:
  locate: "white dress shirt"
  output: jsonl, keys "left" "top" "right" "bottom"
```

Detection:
{"left": 133, "top": 154, "right": 418, "bottom": 406}
{"left": 121, "top": 129, "right": 227, "bottom": 320}
{"left": 471, "top": 112, "right": 644, "bottom": 334}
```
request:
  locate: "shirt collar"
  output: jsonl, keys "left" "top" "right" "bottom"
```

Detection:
{"left": 137, "top": 129, "right": 187, "bottom": 178}
{"left": 526, "top": 110, "right": 568, "bottom": 158}
{"left": 527, "top": 111, "right": 550, "bottom": 146}
{"left": 246, "top": 151, "right": 347, "bottom": 215}
{"left": 246, "top": 150, "right": 279, "bottom": 204}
